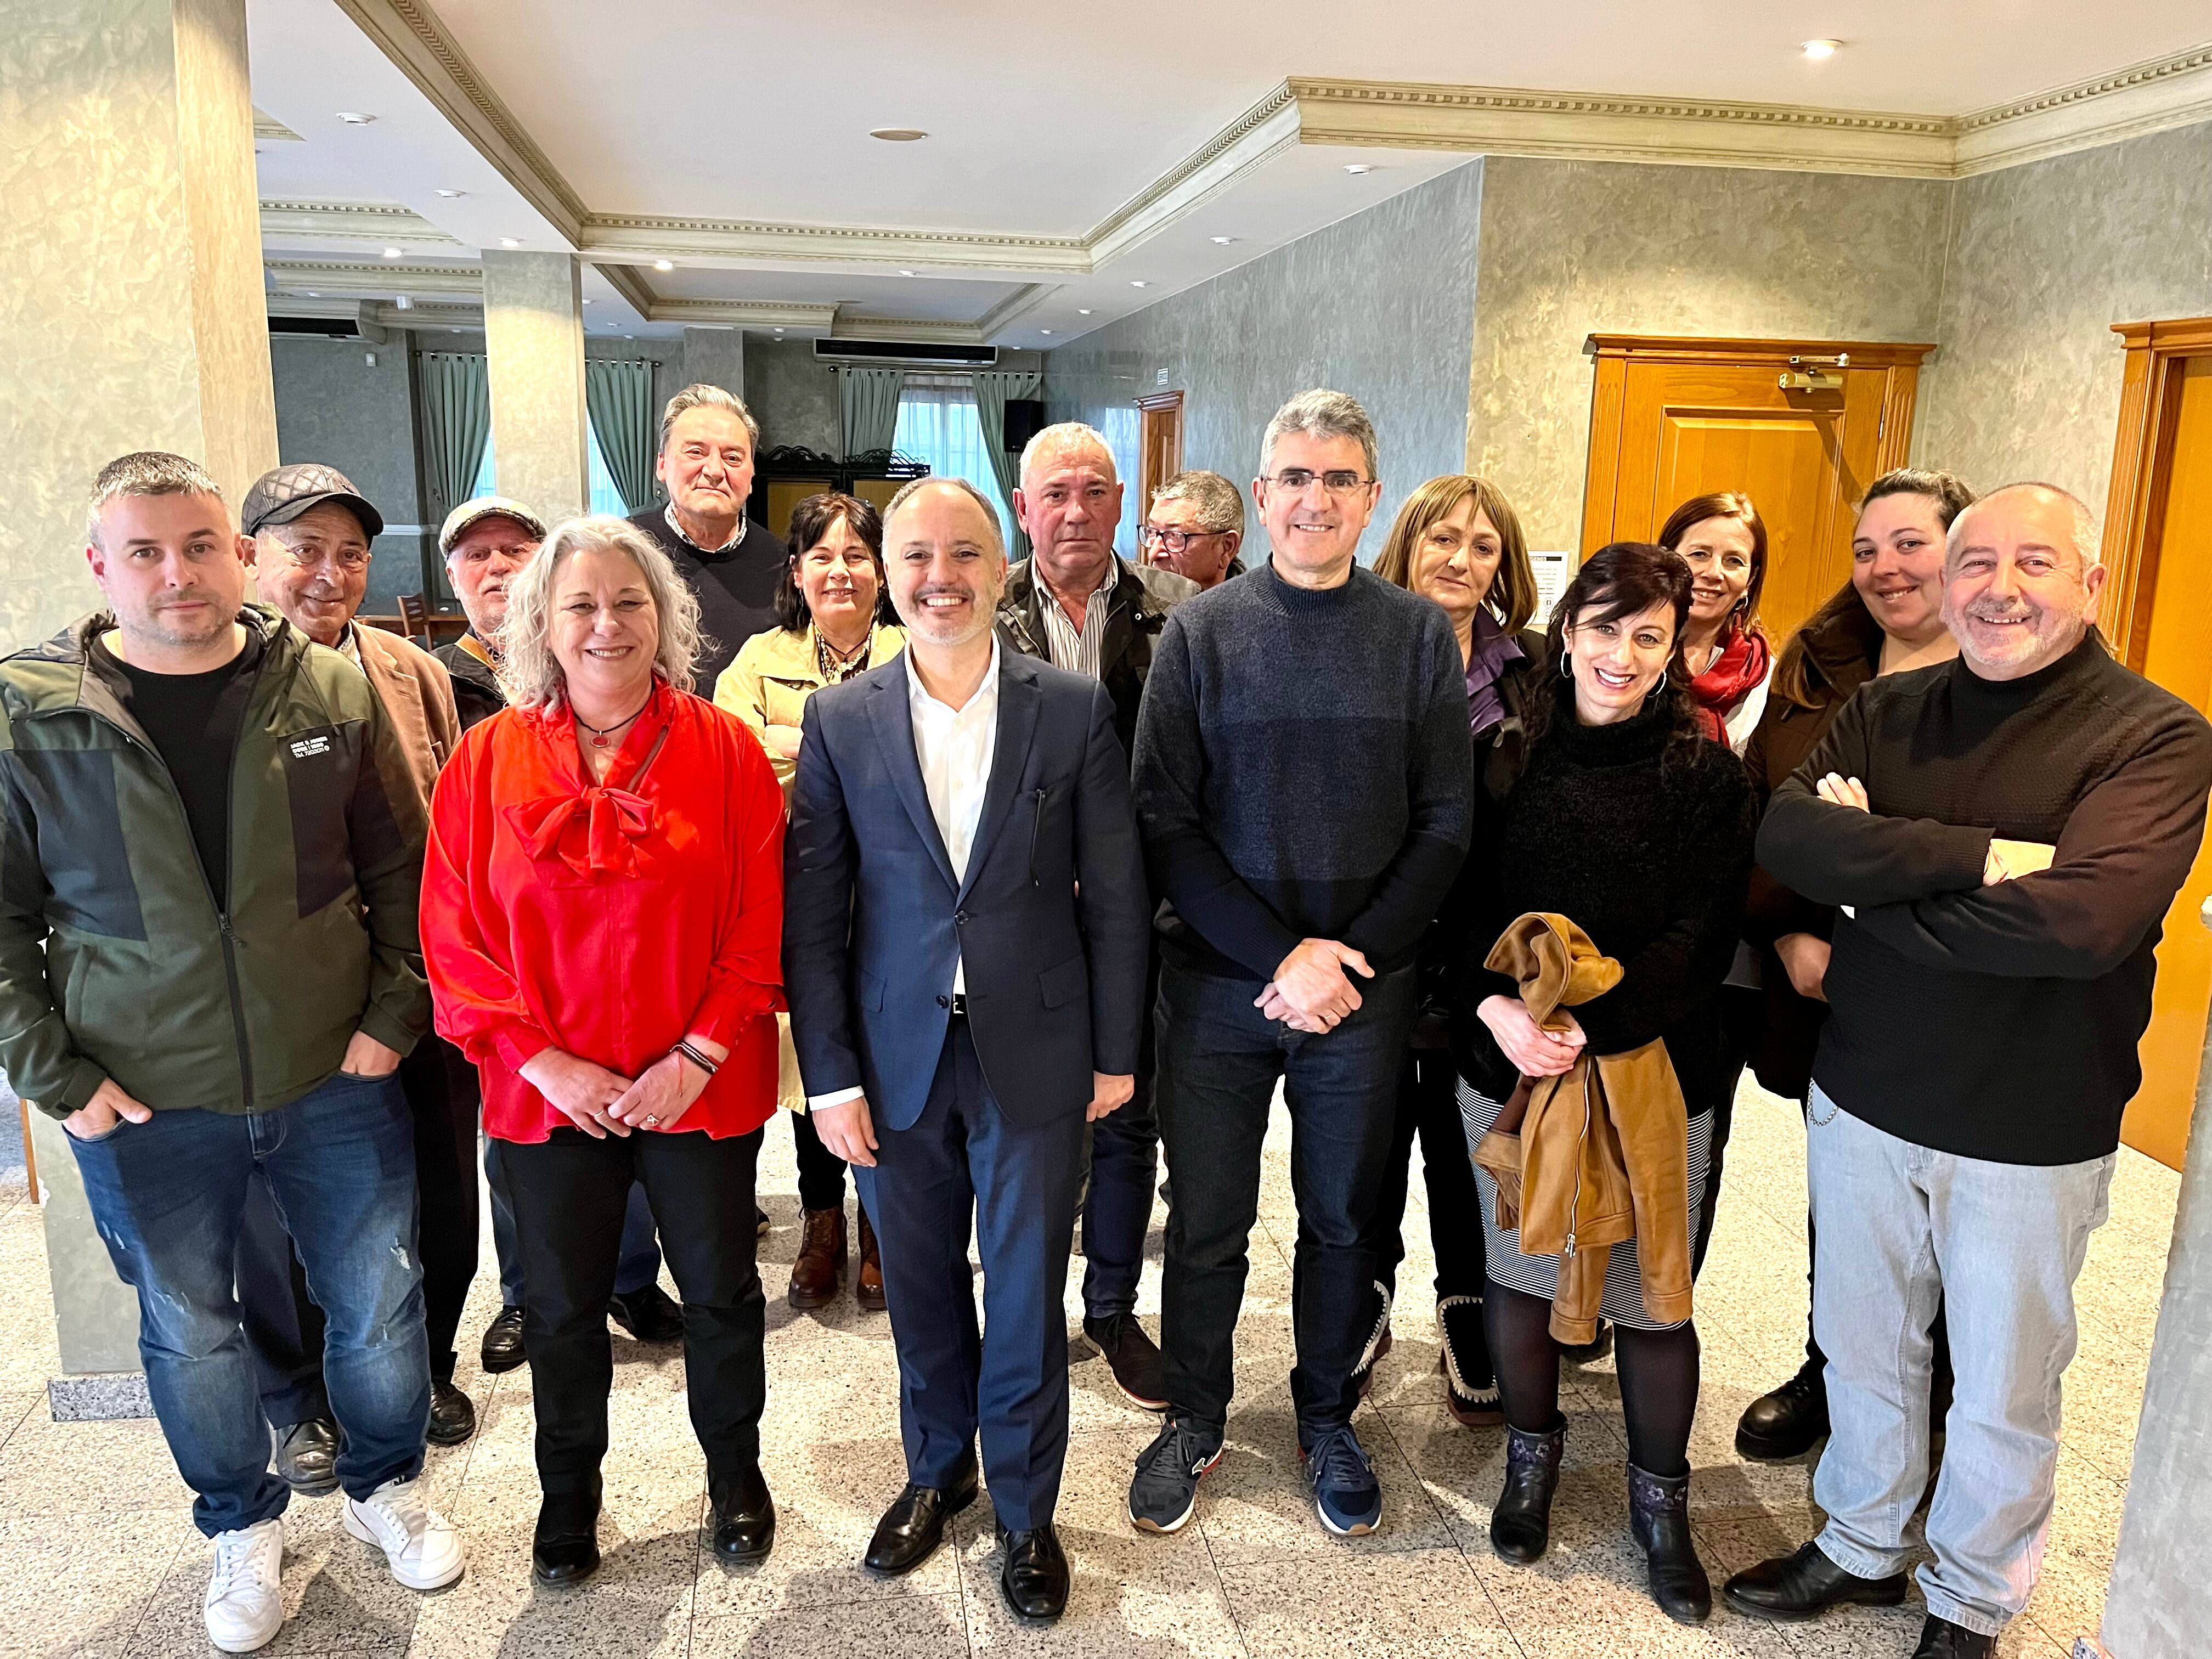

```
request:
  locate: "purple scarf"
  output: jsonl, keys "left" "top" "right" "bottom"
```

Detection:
{"left": 1465, "top": 610, "right": 1523, "bottom": 736}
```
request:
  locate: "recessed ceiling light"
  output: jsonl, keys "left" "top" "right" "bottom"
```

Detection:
{"left": 381, "top": 246, "right": 403, "bottom": 258}
{"left": 1040, "top": 329, "right": 1052, "bottom": 335}
{"left": 1130, "top": 280, "right": 1148, "bottom": 288}
{"left": 1802, "top": 38, "right": 1841, "bottom": 58}
{"left": 624, "top": 334, "right": 635, "bottom": 340}
{"left": 499, "top": 237, "right": 521, "bottom": 249}
{"left": 773, "top": 326, "right": 785, "bottom": 334}
{"left": 1210, "top": 235, "right": 1238, "bottom": 245}
{"left": 1077, "top": 308, "right": 1093, "bottom": 315}
{"left": 1344, "top": 163, "right": 1374, "bottom": 175}
{"left": 652, "top": 259, "right": 674, "bottom": 272}
{"left": 899, "top": 269, "right": 917, "bottom": 276}
{"left": 582, "top": 298, "right": 594, "bottom": 305}
{"left": 435, "top": 188, "right": 465, "bottom": 198}
{"left": 336, "top": 111, "right": 376, "bottom": 125}
{"left": 870, "top": 127, "right": 928, "bottom": 142}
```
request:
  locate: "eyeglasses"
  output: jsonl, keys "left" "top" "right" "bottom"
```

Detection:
{"left": 1139, "top": 525, "right": 1226, "bottom": 554}
{"left": 1261, "top": 469, "right": 1372, "bottom": 495}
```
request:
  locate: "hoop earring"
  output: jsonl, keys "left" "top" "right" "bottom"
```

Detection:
{"left": 1559, "top": 654, "right": 1573, "bottom": 681}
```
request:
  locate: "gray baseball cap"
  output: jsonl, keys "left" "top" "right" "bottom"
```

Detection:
{"left": 439, "top": 495, "right": 546, "bottom": 555}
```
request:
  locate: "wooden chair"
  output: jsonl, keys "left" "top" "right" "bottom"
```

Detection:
{"left": 397, "top": 592, "right": 432, "bottom": 650}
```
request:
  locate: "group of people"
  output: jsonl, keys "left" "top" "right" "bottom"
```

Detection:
{"left": 3, "top": 377, "right": 2203, "bottom": 1659}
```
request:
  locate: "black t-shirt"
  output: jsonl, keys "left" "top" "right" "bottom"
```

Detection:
{"left": 625, "top": 505, "right": 785, "bottom": 689}
{"left": 91, "top": 628, "right": 266, "bottom": 913}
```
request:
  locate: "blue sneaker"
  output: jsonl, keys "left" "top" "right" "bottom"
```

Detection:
{"left": 1128, "top": 1416, "right": 1225, "bottom": 1534}
{"left": 1302, "top": 1423, "right": 1382, "bottom": 1537}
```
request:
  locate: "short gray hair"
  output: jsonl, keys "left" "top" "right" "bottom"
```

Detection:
{"left": 658, "top": 383, "right": 760, "bottom": 456}
{"left": 883, "top": 476, "right": 1007, "bottom": 555}
{"left": 1260, "top": 388, "right": 1378, "bottom": 483}
{"left": 1948, "top": 481, "right": 2103, "bottom": 570}
{"left": 86, "top": 451, "right": 224, "bottom": 548}
{"left": 1150, "top": 470, "right": 1244, "bottom": 535}
{"left": 498, "top": 515, "right": 704, "bottom": 709}
{"left": 1018, "top": 421, "right": 1116, "bottom": 484}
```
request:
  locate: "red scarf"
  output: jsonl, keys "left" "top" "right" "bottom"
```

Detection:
{"left": 1688, "top": 623, "right": 1770, "bottom": 743}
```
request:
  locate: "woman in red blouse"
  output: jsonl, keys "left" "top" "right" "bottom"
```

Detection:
{"left": 421, "top": 515, "right": 785, "bottom": 1587}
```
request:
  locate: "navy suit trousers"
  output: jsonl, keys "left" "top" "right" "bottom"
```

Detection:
{"left": 855, "top": 1018, "right": 1084, "bottom": 1531}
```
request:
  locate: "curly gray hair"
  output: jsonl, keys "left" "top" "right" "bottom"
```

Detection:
{"left": 497, "top": 515, "right": 704, "bottom": 710}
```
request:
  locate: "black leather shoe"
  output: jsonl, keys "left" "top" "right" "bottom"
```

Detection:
{"left": 1628, "top": 1464, "right": 1710, "bottom": 1624}
{"left": 710, "top": 1463, "right": 776, "bottom": 1562}
{"left": 1736, "top": 1357, "right": 1829, "bottom": 1461}
{"left": 532, "top": 1483, "right": 602, "bottom": 1586}
{"left": 1489, "top": 1418, "right": 1565, "bottom": 1565}
{"left": 864, "top": 1460, "right": 978, "bottom": 1575}
{"left": 1911, "top": 1614, "right": 1995, "bottom": 1658}
{"left": 996, "top": 1520, "right": 1069, "bottom": 1621}
{"left": 479, "top": 1305, "right": 527, "bottom": 1374}
{"left": 607, "top": 1283, "right": 686, "bottom": 1342}
{"left": 273, "top": 1417, "right": 340, "bottom": 1496}
{"left": 426, "top": 1378, "right": 476, "bottom": 1446}
{"left": 1724, "top": 1540, "right": 1909, "bottom": 1622}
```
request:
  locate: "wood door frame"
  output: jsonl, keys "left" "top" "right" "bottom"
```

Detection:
{"left": 1580, "top": 333, "right": 1936, "bottom": 554}
{"left": 2101, "top": 317, "right": 2212, "bottom": 669}
{"left": 1136, "top": 390, "right": 1184, "bottom": 511}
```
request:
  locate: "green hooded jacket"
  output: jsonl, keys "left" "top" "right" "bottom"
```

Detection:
{"left": 0, "top": 607, "right": 430, "bottom": 1120}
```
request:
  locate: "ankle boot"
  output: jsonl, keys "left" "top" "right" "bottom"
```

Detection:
{"left": 1628, "top": 1463, "right": 1711, "bottom": 1624}
{"left": 1489, "top": 1418, "right": 1565, "bottom": 1565}
{"left": 787, "top": 1206, "right": 847, "bottom": 1310}
{"left": 856, "top": 1205, "right": 887, "bottom": 1313}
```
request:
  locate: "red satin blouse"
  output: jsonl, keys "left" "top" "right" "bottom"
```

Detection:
{"left": 422, "top": 682, "right": 785, "bottom": 1142}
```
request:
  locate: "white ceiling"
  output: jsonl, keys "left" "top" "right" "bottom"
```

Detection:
{"left": 247, "top": 0, "right": 2212, "bottom": 346}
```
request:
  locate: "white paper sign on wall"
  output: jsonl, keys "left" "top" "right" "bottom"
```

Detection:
{"left": 1528, "top": 551, "right": 1575, "bottom": 626}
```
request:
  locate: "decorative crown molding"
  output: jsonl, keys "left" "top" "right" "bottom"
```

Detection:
{"left": 258, "top": 200, "right": 461, "bottom": 245}
{"left": 252, "top": 109, "right": 302, "bottom": 141}
{"left": 264, "top": 258, "right": 484, "bottom": 296}
{"left": 1950, "top": 43, "right": 2212, "bottom": 174}
{"left": 580, "top": 213, "right": 1090, "bottom": 273}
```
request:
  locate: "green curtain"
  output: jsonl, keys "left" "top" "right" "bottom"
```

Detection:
{"left": 972, "top": 370, "right": 1042, "bottom": 559}
{"left": 584, "top": 358, "right": 656, "bottom": 513}
{"left": 838, "top": 366, "right": 905, "bottom": 460}
{"left": 416, "top": 352, "right": 490, "bottom": 520}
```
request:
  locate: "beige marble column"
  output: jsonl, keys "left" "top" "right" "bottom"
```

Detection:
{"left": 482, "top": 251, "right": 590, "bottom": 522}
{"left": 683, "top": 326, "right": 744, "bottom": 403}
{"left": 0, "top": 0, "right": 278, "bottom": 653}
{"left": 0, "top": 0, "right": 276, "bottom": 1404}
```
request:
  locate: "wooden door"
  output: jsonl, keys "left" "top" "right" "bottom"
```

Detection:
{"left": 2105, "top": 321, "right": 2212, "bottom": 1169}
{"left": 1581, "top": 337, "right": 1932, "bottom": 645}
{"left": 1137, "top": 392, "right": 1183, "bottom": 515}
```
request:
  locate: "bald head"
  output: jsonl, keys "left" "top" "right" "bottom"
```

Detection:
{"left": 1942, "top": 481, "right": 2107, "bottom": 681}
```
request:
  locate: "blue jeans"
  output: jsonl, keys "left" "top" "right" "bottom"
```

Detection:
{"left": 486, "top": 1136, "right": 662, "bottom": 1305}
{"left": 68, "top": 1071, "right": 431, "bottom": 1537}
{"left": 1154, "top": 956, "right": 1417, "bottom": 1443}
{"left": 1806, "top": 1088, "right": 2114, "bottom": 1638}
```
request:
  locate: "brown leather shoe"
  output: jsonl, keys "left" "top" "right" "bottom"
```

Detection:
{"left": 857, "top": 1206, "right": 887, "bottom": 1313}
{"left": 788, "top": 1206, "right": 848, "bottom": 1311}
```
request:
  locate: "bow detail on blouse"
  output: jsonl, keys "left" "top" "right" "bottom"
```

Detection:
{"left": 508, "top": 785, "right": 658, "bottom": 877}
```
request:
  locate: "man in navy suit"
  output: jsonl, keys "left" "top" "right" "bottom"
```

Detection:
{"left": 784, "top": 476, "right": 1150, "bottom": 1621}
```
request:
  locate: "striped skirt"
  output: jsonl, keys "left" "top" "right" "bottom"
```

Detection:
{"left": 1456, "top": 1075, "right": 1709, "bottom": 1333}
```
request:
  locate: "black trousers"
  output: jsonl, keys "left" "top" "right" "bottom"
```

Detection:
{"left": 791, "top": 1107, "right": 851, "bottom": 1213}
{"left": 501, "top": 1125, "right": 766, "bottom": 1496}
{"left": 236, "top": 1034, "right": 481, "bottom": 1423}
{"left": 1370, "top": 1043, "right": 1487, "bottom": 1305}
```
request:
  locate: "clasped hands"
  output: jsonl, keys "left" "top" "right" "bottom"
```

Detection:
{"left": 519, "top": 1036, "right": 727, "bottom": 1139}
{"left": 1255, "top": 938, "right": 1373, "bottom": 1034}
{"left": 1479, "top": 994, "right": 1587, "bottom": 1078}
{"left": 1814, "top": 772, "right": 2056, "bottom": 885}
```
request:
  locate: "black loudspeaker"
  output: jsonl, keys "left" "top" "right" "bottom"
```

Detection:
{"left": 1002, "top": 398, "right": 1046, "bottom": 452}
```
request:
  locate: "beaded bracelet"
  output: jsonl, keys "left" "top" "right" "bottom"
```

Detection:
{"left": 674, "top": 1040, "right": 720, "bottom": 1077}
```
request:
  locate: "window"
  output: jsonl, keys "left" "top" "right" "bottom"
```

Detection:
{"left": 892, "top": 376, "right": 1011, "bottom": 538}
{"left": 467, "top": 421, "right": 631, "bottom": 518}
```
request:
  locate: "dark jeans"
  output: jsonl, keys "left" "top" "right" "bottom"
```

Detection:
{"left": 1155, "top": 956, "right": 1418, "bottom": 1443}
{"left": 487, "top": 1136, "right": 663, "bottom": 1306}
{"left": 792, "top": 1105, "right": 851, "bottom": 1213}
{"left": 853, "top": 1020, "right": 1085, "bottom": 1531}
{"left": 1370, "top": 1043, "right": 1487, "bottom": 1306}
{"left": 238, "top": 1034, "right": 479, "bottom": 1423}
{"left": 69, "top": 1072, "right": 430, "bottom": 1537}
{"left": 1079, "top": 944, "right": 1164, "bottom": 1321}
{"left": 501, "top": 1126, "right": 767, "bottom": 1496}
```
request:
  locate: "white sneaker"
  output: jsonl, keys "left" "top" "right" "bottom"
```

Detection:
{"left": 203, "top": 1517, "right": 285, "bottom": 1654}
{"left": 342, "top": 1477, "right": 466, "bottom": 1590}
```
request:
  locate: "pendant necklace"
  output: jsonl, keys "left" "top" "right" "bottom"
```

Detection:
{"left": 576, "top": 688, "right": 653, "bottom": 749}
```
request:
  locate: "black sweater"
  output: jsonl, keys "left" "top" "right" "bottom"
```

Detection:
{"left": 1758, "top": 634, "right": 2212, "bottom": 1165}
{"left": 1451, "top": 693, "right": 1756, "bottom": 1111}
{"left": 625, "top": 506, "right": 786, "bottom": 690}
{"left": 1131, "top": 561, "right": 1473, "bottom": 980}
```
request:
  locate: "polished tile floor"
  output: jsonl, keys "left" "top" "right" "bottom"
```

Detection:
{"left": 0, "top": 1079, "right": 2175, "bottom": 1658}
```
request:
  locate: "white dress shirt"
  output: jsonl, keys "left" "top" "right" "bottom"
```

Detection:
{"left": 807, "top": 640, "right": 1000, "bottom": 1112}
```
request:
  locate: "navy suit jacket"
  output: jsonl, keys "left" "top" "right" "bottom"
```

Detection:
{"left": 783, "top": 648, "right": 1151, "bottom": 1131}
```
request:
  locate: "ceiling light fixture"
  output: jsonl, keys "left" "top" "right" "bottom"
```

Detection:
{"left": 499, "top": 237, "right": 521, "bottom": 248}
{"left": 1040, "top": 329, "right": 1052, "bottom": 335}
{"left": 899, "top": 269, "right": 917, "bottom": 276}
{"left": 773, "top": 326, "right": 785, "bottom": 333}
{"left": 652, "top": 259, "right": 674, "bottom": 272}
{"left": 435, "top": 189, "right": 465, "bottom": 198}
{"left": 1802, "top": 38, "right": 1841, "bottom": 58}
{"left": 381, "top": 246, "right": 403, "bottom": 258}
{"left": 582, "top": 298, "right": 593, "bottom": 305}
{"left": 1210, "top": 235, "right": 1238, "bottom": 244}
{"left": 870, "top": 127, "right": 928, "bottom": 142}
{"left": 305, "top": 290, "right": 319, "bottom": 297}
{"left": 1129, "top": 280, "right": 1148, "bottom": 288}
{"left": 1078, "top": 308, "right": 1093, "bottom": 315}
{"left": 336, "top": 111, "right": 376, "bottom": 125}
{"left": 1344, "top": 163, "right": 1374, "bottom": 175}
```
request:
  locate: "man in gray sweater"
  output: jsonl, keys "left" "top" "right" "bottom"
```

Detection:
{"left": 1126, "top": 390, "right": 1472, "bottom": 1541}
